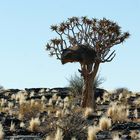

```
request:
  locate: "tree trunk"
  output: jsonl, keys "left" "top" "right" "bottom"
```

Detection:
{"left": 81, "top": 75, "right": 95, "bottom": 109}
{"left": 81, "top": 62, "right": 100, "bottom": 111}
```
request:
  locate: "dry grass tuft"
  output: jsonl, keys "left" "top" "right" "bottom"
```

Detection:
{"left": 130, "top": 130, "right": 140, "bottom": 139}
{"left": 45, "top": 135, "right": 54, "bottom": 140}
{"left": 71, "top": 137, "right": 77, "bottom": 140}
{"left": 56, "top": 110, "right": 63, "bottom": 118}
{"left": 20, "top": 122, "right": 25, "bottom": 128}
{"left": 103, "top": 92, "right": 110, "bottom": 102}
{"left": 134, "top": 109, "right": 138, "bottom": 119}
{"left": 19, "top": 100, "right": 45, "bottom": 119}
{"left": 55, "top": 127, "right": 63, "bottom": 140}
{"left": 112, "top": 134, "right": 121, "bottom": 140}
{"left": 99, "top": 116, "right": 111, "bottom": 131}
{"left": 107, "top": 103, "right": 128, "bottom": 122}
{"left": 84, "top": 107, "right": 93, "bottom": 118}
{"left": 0, "top": 123, "right": 4, "bottom": 140}
{"left": 10, "top": 122, "right": 15, "bottom": 132}
{"left": 29, "top": 117, "right": 40, "bottom": 132}
{"left": 87, "top": 126, "right": 100, "bottom": 140}
{"left": 134, "top": 97, "right": 140, "bottom": 107}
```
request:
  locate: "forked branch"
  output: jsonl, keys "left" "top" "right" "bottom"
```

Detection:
{"left": 46, "top": 17, "right": 130, "bottom": 63}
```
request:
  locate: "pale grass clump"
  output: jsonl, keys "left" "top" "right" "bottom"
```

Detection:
{"left": 0, "top": 123, "right": 4, "bottom": 140}
{"left": 23, "top": 91, "right": 28, "bottom": 96}
{"left": 63, "top": 96, "right": 71, "bottom": 109}
{"left": 11, "top": 94, "right": 16, "bottom": 100}
{"left": 0, "top": 107, "right": 9, "bottom": 114}
{"left": 130, "top": 130, "right": 140, "bottom": 139}
{"left": 56, "top": 110, "right": 63, "bottom": 118}
{"left": 71, "top": 137, "right": 77, "bottom": 140}
{"left": 0, "top": 98, "right": 7, "bottom": 107}
{"left": 97, "top": 111, "right": 102, "bottom": 116}
{"left": 30, "top": 99, "right": 35, "bottom": 107}
{"left": 64, "top": 96, "right": 69, "bottom": 103}
{"left": 57, "top": 96, "right": 62, "bottom": 101}
{"left": 20, "top": 122, "right": 25, "bottom": 128}
{"left": 45, "top": 135, "right": 54, "bottom": 140}
{"left": 62, "top": 108, "right": 70, "bottom": 115}
{"left": 118, "top": 92, "right": 129, "bottom": 103}
{"left": 18, "top": 113, "right": 24, "bottom": 120}
{"left": 103, "top": 92, "right": 110, "bottom": 102}
{"left": 47, "top": 110, "right": 51, "bottom": 116}
{"left": 126, "top": 108, "right": 130, "bottom": 117}
{"left": 52, "top": 93, "right": 58, "bottom": 100}
{"left": 29, "top": 117, "right": 40, "bottom": 132}
{"left": 126, "top": 93, "right": 131, "bottom": 99}
{"left": 41, "top": 95, "right": 47, "bottom": 102}
{"left": 84, "top": 107, "right": 93, "bottom": 118}
{"left": 99, "top": 116, "right": 111, "bottom": 131}
{"left": 87, "top": 126, "right": 100, "bottom": 140}
{"left": 96, "top": 97, "right": 101, "bottom": 104}
{"left": 134, "top": 97, "right": 140, "bottom": 107}
{"left": 10, "top": 122, "right": 15, "bottom": 132}
{"left": 118, "top": 93, "right": 123, "bottom": 101}
{"left": 16, "top": 91, "right": 26, "bottom": 103}
{"left": 63, "top": 102, "right": 70, "bottom": 109}
{"left": 55, "top": 127, "right": 63, "bottom": 140}
{"left": 19, "top": 95, "right": 26, "bottom": 105}
{"left": 8, "top": 109, "right": 14, "bottom": 116}
{"left": 59, "top": 102, "right": 64, "bottom": 108}
{"left": 48, "top": 98, "right": 53, "bottom": 106}
{"left": 55, "top": 97, "right": 62, "bottom": 106}
{"left": 8, "top": 102, "right": 14, "bottom": 109}
{"left": 134, "top": 109, "right": 138, "bottom": 119}
{"left": 19, "top": 100, "right": 44, "bottom": 119}
{"left": 112, "top": 134, "right": 121, "bottom": 140}
{"left": 30, "top": 91, "right": 35, "bottom": 98}
{"left": 39, "top": 88, "right": 45, "bottom": 93}
{"left": 42, "top": 117, "right": 46, "bottom": 122}
{"left": 107, "top": 103, "right": 128, "bottom": 122}
{"left": 131, "top": 93, "right": 137, "bottom": 97}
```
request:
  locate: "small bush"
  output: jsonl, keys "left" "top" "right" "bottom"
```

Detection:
{"left": 68, "top": 74, "right": 104, "bottom": 96}
{"left": 56, "top": 111, "right": 88, "bottom": 140}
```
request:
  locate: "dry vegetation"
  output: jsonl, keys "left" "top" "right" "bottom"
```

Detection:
{"left": 0, "top": 87, "right": 140, "bottom": 139}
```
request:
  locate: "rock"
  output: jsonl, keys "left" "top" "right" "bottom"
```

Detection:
{"left": 111, "top": 122, "right": 140, "bottom": 131}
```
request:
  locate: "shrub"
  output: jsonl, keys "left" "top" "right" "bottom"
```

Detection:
{"left": 68, "top": 74, "right": 104, "bottom": 96}
{"left": 56, "top": 111, "right": 88, "bottom": 140}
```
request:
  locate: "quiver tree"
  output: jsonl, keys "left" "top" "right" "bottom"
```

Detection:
{"left": 46, "top": 16, "right": 129, "bottom": 110}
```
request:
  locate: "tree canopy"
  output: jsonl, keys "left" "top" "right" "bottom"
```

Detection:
{"left": 46, "top": 16, "right": 129, "bottom": 63}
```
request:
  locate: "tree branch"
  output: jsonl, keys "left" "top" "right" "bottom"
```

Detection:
{"left": 101, "top": 50, "right": 116, "bottom": 63}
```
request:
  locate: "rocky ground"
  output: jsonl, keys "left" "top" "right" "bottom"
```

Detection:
{"left": 0, "top": 87, "right": 140, "bottom": 140}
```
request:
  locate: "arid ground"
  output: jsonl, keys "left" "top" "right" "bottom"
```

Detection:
{"left": 0, "top": 87, "right": 140, "bottom": 140}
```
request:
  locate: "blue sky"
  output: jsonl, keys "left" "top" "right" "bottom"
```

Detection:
{"left": 0, "top": 0, "right": 140, "bottom": 91}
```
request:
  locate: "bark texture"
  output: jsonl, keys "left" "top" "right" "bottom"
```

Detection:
{"left": 81, "top": 62, "right": 100, "bottom": 110}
